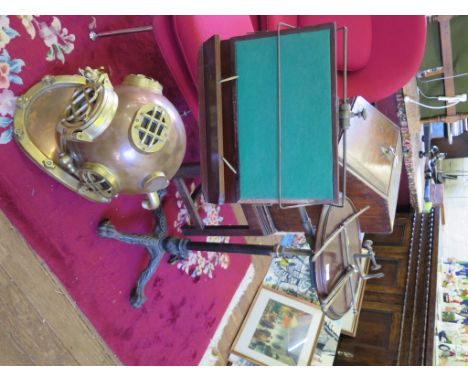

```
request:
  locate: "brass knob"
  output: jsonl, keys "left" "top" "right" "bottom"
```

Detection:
{"left": 353, "top": 108, "right": 367, "bottom": 120}
{"left": 141, "top": 192, "right": 160, "bottom": 210}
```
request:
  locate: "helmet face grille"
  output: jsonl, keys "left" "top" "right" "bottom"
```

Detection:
{"left": 64, "top": 85, "right": 102, "bottom": 126}
{"left": 79, "top": 164, "right": 117, "bottom": 199}
{"left": 130, "top": 104, "right": 171, "bottom": 154}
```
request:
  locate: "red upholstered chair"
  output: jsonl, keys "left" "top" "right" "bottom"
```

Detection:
{"left": 152, "top": 15, "right": 427, "bottom": 121}
{"left": 263, "top": 16, "right": 427, "bottom": 103}
{"left": 152, "top": 16, "right": 259, "bottom": 121}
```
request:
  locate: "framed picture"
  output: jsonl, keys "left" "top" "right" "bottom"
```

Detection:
{"left": 228, "top": 354, "right": 257, "bottom": 366}
{"left": 310, "top": 317, "right": 342, "bottom": 366}
{"left": 341, "top": 257, "right": 369, "bottom": 337}
{"left": 231, "top": 287, "right": 324, "bottom": 366}
{"left": 263, "top": 234, "right": 320, "bottom": 305}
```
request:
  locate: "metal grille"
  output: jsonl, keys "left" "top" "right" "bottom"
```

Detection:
{"left": 63, "top": 85, "right": 102, "bottom": 125}
{"left": 131, "top": 105, "right": 170, "bottom": 153}
{"left": 80, "top": 168, "right": 114, "bottom": 199}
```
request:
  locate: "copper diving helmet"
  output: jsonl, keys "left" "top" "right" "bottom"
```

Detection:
{"left": 13, "top": 67, "right": 187, "bottom": 209}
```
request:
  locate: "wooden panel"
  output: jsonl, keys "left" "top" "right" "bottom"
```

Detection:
{"left": 220, "top": 39, "right": 239, "bottom": 203}
{"left": 266, "top": 100, "right": 404, "bottom": 235}
{"left": 425, "top": 209, "right": 440, "bottom": 365}
{"left": 398, "top": 209, "right": 439, "bottom": 366}
{"left": 365, "top": 255, "right": 408, "bottom": 294}
{"left": 268, "top": 204, "right": 321, "bottom": 233}
{"left": 432, "top": 134, "right": 468, "bottom": 159}
{"left": 335, "top": 210, "right": 439, "bottom": 366}
{"left": 268, "top": 170, "right": 393, "bottom": 234}
{"left": 439, "top": 18, "right": 456, "bottom": 116}
{"left": 344, "top": 170, "right": 393, "bottom": 233}
{"left": 0, "top": 267, "right": 79, "bottom": 365}
{"left": 365, "top": 215, "right": 413, "bottom": 248}
{"left": 0, "top": 210, "right": 119, "bottom": 365}
{"left": 0, "top": 321, "right": 35, "bottom": 365}
{"left": 343, "top": 97, "right": 400, "bottom": 196}
{"left": 198, "top": 35, "right": 223, "bottom": 204}
{"left": 353, "top": 310, "right": 394, "bottom": 350}
{"left": 335, "top": 302, "right": 402, "bottom": 365}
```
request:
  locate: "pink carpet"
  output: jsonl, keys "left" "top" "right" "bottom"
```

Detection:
{"left": 0, "top": 15, "right": 251, "bottom": 365}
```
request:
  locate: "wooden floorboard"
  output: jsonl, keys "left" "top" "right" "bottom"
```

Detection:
{"left": 0, "top": 210, "right": 120, "bottom": 365}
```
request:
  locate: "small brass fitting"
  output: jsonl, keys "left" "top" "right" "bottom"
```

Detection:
{"left": 141, "top": 191, "right": 160, "bottom": 210}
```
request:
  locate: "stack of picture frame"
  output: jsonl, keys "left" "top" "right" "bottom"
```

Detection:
{"left": 231, "top": 288, "right": 324, "bottom": 366}
{"left": 229, "top": 234, "right": 369, "bottom": 366}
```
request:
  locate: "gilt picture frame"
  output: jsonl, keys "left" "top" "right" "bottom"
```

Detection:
{"left": 231, "top": 287, "right": 324, "bottom": 366}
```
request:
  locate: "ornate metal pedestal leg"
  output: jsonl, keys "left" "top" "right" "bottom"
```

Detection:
{"left": 98, "top": 191, "right": 189, "bottom": 308}
{"left": 97, "top": 190, "right": 288, "bottom": 308}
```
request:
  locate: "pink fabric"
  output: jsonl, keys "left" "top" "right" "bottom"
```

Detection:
{"left": 261, "top": 15, "right": 299, "bottom": 30}
{"left": 346, "top": 15, "right": 427, "bottom": 102}
{"left": 263, "top": 15, "right": 426, "bottom": 102}
{"left": 153, "top": 15, "right": 426, "bottom": 115}
{"left": 0, "top": 15, "right": 251, "bottom": 365}
{"left": 173, "top": 16, "right": 255, "bottom": 84}
{"left": 152, "top": 16, "right": 199, "bottom": 122}
{"left": 261, "top": 15, "right": 372, "bottom": 71}
{"left": 297, "top": 16, "right": 372, "bottom": 72}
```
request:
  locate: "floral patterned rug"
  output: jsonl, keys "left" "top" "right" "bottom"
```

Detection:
{"left": 0, "top": 15, "right": 251, "bottom": 365}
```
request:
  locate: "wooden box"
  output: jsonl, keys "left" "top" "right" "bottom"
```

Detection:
{"left": 198, "top": 24, "right": 339, "bottom": 206}
{"left": 267, "top": 97, "right": 402, "bottom": 234}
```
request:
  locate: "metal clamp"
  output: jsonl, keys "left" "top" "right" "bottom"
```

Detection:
{"left": 362, "top": 239, "right": 383, "bottom": 271}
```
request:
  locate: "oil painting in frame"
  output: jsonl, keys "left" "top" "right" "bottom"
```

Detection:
{"left": 231, "top": 287, "right": 324, "bottom": 366}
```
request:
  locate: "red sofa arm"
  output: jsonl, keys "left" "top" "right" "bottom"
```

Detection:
{"left": 345, "top": 15, "right": 427, "bottom": 102}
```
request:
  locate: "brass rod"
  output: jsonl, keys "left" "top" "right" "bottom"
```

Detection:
{"left": 342, "top": 228, "right": 357, "bottom": 313}
{"left": 219, "top": 76, "right": 239, "bottom": 84}
{"left": 321, "top": 266, "right": 355, "bottom": 311}
{"left": 89, "top": 25, "right": 153, "bottom": 41}
{"left": 311, "top": 206, "right": 370, "bottom": 262}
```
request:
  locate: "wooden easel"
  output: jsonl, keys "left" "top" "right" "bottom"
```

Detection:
{"left": 421, "top": 16, "right": 468, "bottom": 124}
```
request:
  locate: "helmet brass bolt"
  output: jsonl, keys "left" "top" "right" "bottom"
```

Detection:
{"left": 42, "top": 160, "right": 56, "bottom": 169}
{"left": 13, "top": 128, "right": 23, "bottom": 139}
{"left": 42, "top": 75, "right": 55, "bottom": 85}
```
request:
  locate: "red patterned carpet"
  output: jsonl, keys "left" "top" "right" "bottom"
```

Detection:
{"left": 0, "top": 15, "right": 251, "bottom": 365}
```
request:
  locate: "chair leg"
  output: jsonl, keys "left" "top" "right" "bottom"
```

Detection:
{"left": 173, "top": 164, "right": 269, "bottom": 237}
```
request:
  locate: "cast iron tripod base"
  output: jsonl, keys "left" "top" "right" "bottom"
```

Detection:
{"left": 98, "top": 193, "right": 280, "bottom": 308}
